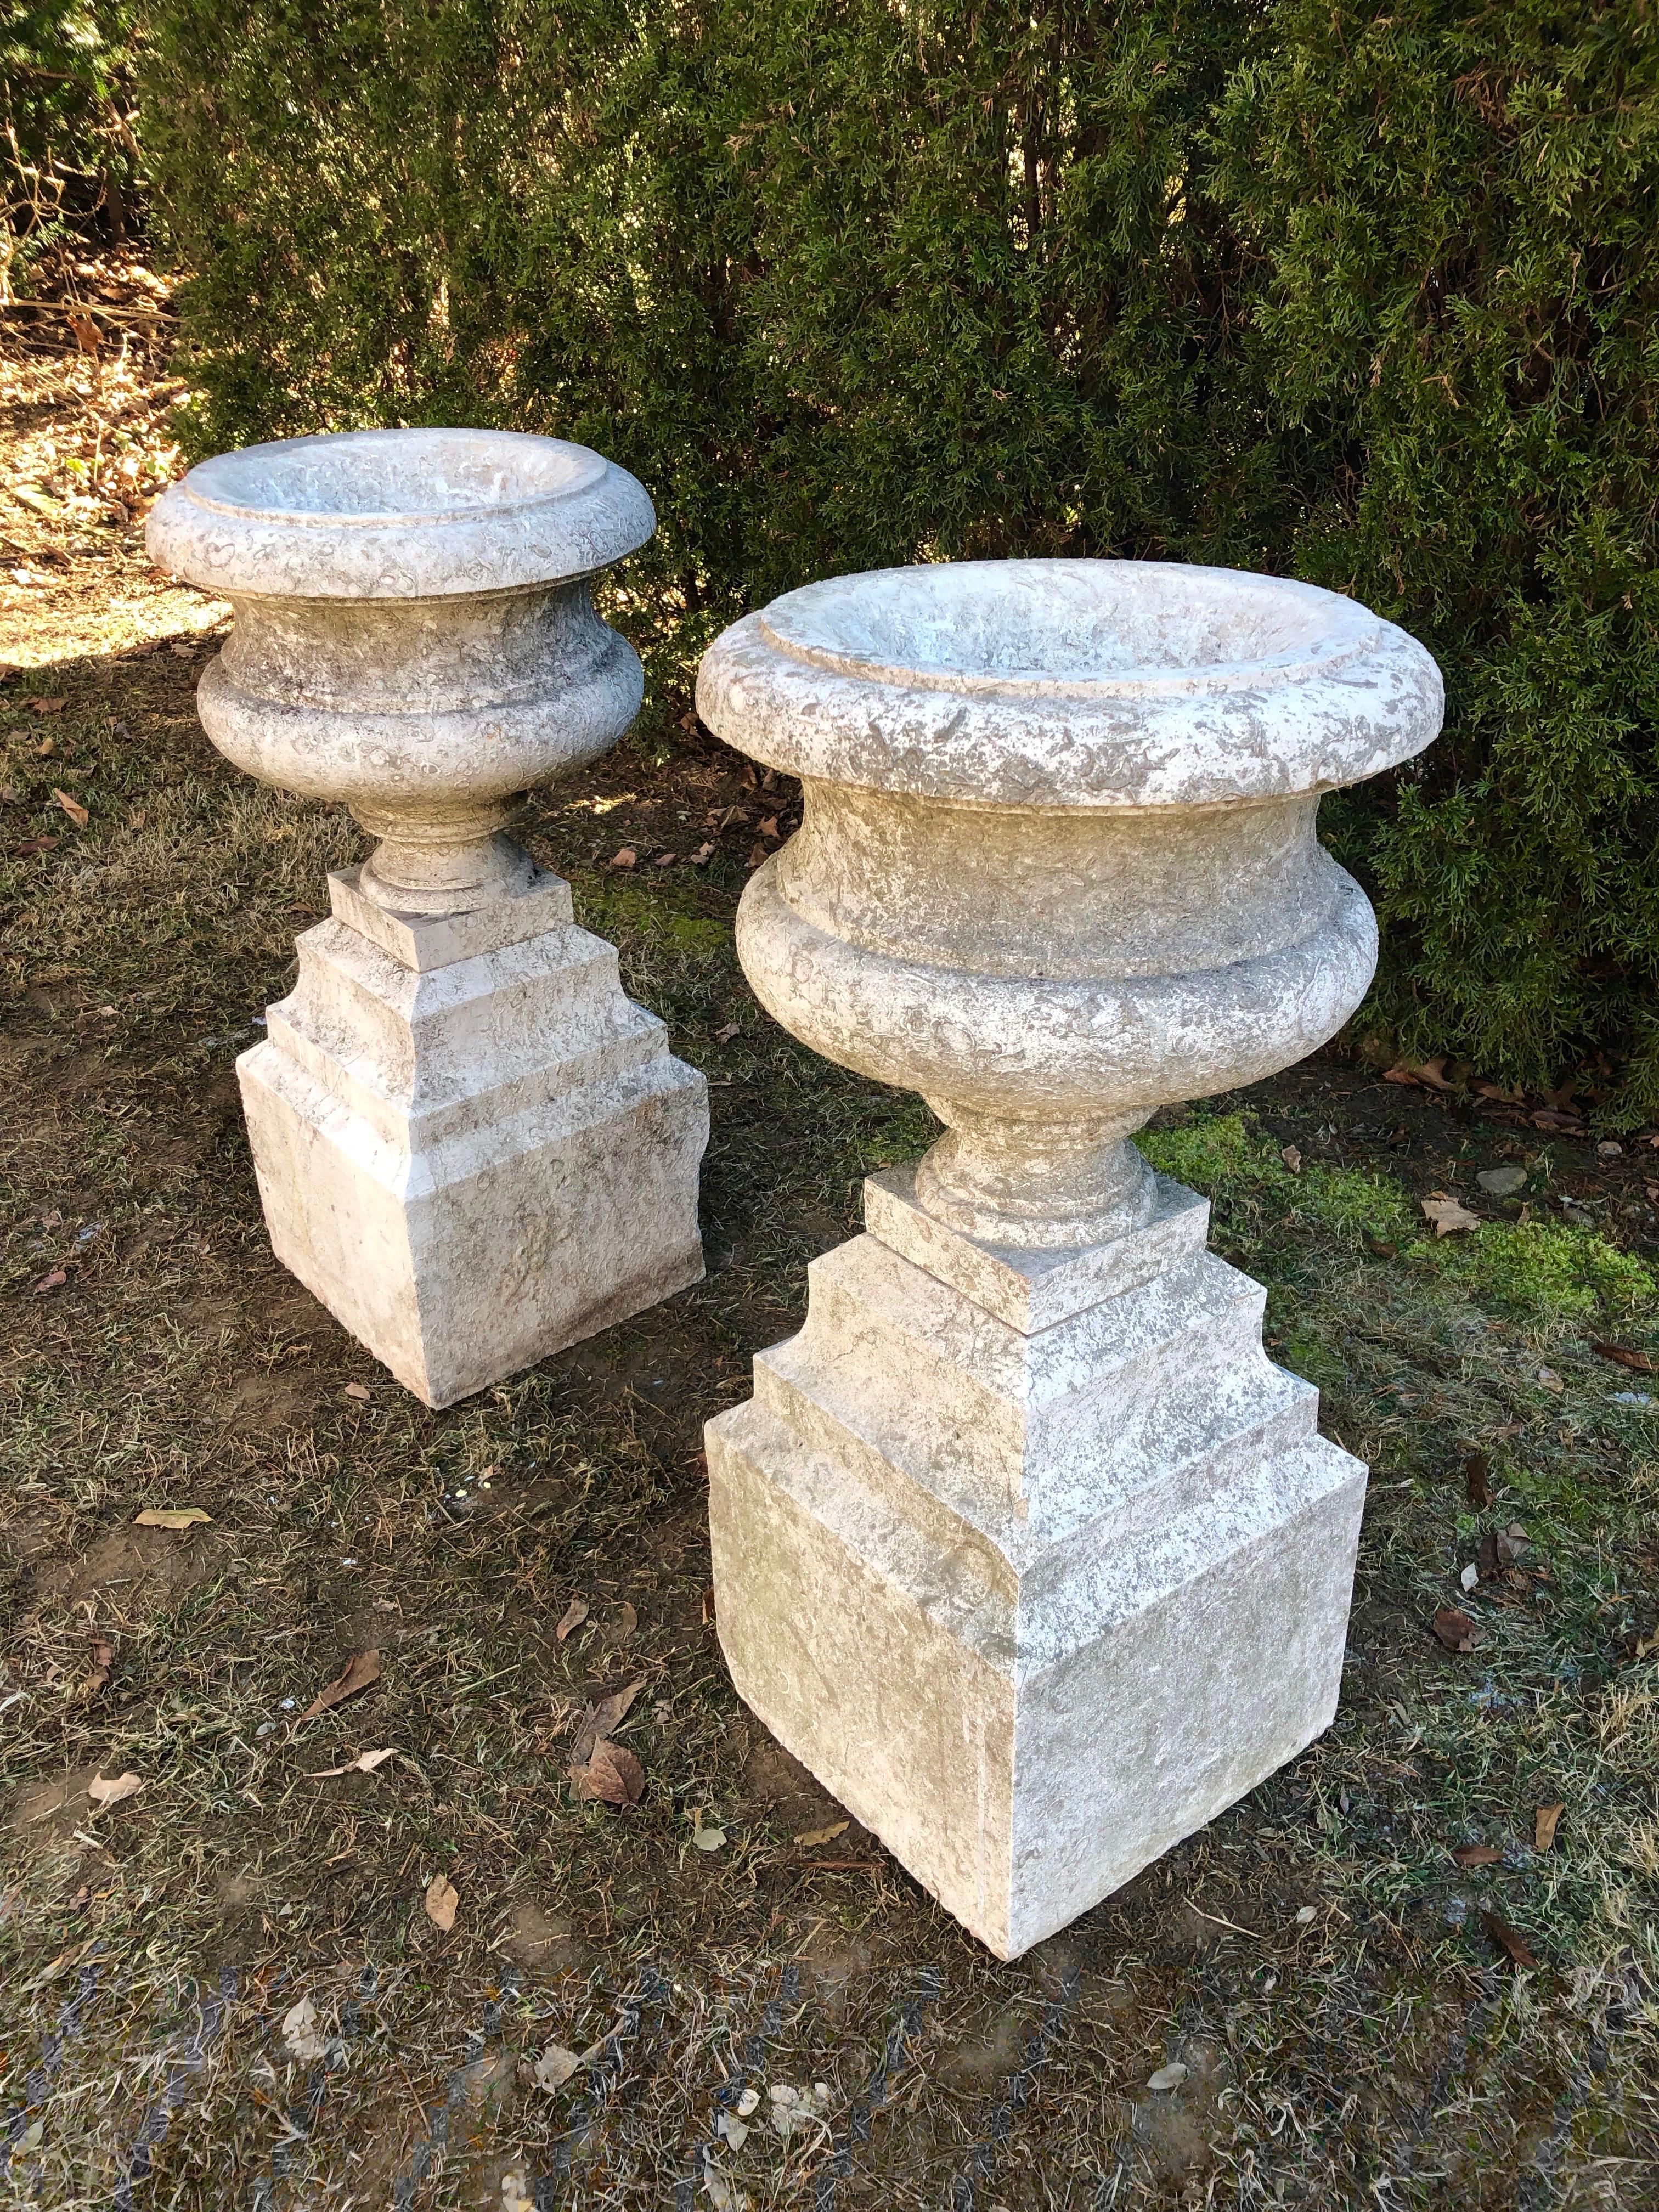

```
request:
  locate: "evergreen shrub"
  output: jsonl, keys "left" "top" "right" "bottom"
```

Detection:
{"left": 4, "top": 2, "right": 142, "bottom": 288}
{"left": 140, "top": 1, "right": 1659, "bottom": 1111}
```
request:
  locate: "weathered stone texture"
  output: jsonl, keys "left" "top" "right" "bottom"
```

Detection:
{"left": 697, "top": 558, "right": 1441, "bottom": 1954}
{"left": 149, "top": 428, "right": 707, "bottom": 1404}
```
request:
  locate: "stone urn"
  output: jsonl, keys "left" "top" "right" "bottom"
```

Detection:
{"left": 696, "top": 558, "right": 1441, "bottom": 1957}
{"left": 148, "top": 428, "right": 707, "bottom": 1408}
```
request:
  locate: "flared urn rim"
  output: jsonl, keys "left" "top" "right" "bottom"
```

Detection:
{"left": 147, "top": 427, "right": 655, "bottom": 602}
{"left": 696, "top": 557, "right": 1443, "bottom": 809}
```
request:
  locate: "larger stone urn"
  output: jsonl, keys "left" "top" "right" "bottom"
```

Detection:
{"left": 697, "top": 558, "right": 1442, "bottom": 1958}
{"left": 148, "top": 428, "right": 707, "bottom": 1408}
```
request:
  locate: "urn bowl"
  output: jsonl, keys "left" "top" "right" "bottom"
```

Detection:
{"left": 148, "top": 428, "right": 656, "bottom": 911}
{"left": 697, "top": 559, "right": 1443, "bottom": 1247}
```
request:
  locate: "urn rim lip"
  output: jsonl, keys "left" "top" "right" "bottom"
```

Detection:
{"left": 758, "top": 560, "right": 1377, "bottom": 698}
{"left": 697, "top": 557, "right": 1444, "bottom": 808}
{"left": 147, "top": 428, "right": 656, "bottom": 599}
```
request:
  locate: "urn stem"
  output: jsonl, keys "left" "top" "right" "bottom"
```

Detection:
{"left": 914, "top": 1103, "right": 1155, "bottom": 1250}
{"left": 348, "top": 799, "right": 529, "bottom": 916}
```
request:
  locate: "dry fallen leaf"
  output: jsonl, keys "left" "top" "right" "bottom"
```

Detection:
{"left": 1464, "top": 1451, "right": 1493, "bottom": 1509}
{"left": 87, "top": 1771, "right": 145, "bottom": 1811}
{"left": 343, "top": 1381, "right": 371, "bottom": 1402}
{"left": 608, "top": 846, "right": 637, "bottom": 870}
{"left": 1592, "top": 1341, "right": 1656, "bottom": 1375}
{"left": 768, "top": 2082, "right": 831, "bottom": 2143}
{"left": 653, "top": 850, "right": 676, "bottom": 867}
{"left": 424, "top": 1874, "right": 459, "bottom": 1931}
{"left": 1384, "top": 1056, "right": 1451, "bottom": 1090}
{"left": 555, "top": 1595, "right": 589, "bottom": 1643}
{"left": 28, "top": 695, "right": 67, "bottom": 714}
{"left": 690, "top": 842, "right": 714, "bottom": 865}
{"left": 715, "top": 1020, "right": 741, "bottom": 1044}
{"left": 1536, "top": 1365, "right": 1565, "bottom": 1393}
{"left": 84, "top": 1638, "right": 115, "bottom": 1697}
{"left": 134, "top": 1506, "right": 212, "bottom": 1530}
{"left": 309, "top": 1747, "right": 398, "bottom": 1779}
{"left": 702, "top": 1584, "right": 716, "bottom": 1624}
{"left": 794, "top": 1820, "right": 850, "bottom": 1849}
{"left": 299, "top": 1649, "right": 381, "bottom": 1722}
{"left": 691, "top": 1812, "right": 727, "bottom": 1851}
{"left": 1432, "top": 1607, "right": 1478, "bottom": 1653}
{"left": 615, "top": 1601, "right": 637, "bottom": 1637}
{"left": 532, "top": 2044, "right": 583, "bottom": 2092}
{"left": 281, "top": 1996, "right": 329, "bottom": 2063}
{"left": 568, "top": 1680, "right": 644, "bottom": 1767}
{"left": 27, "top": 1944, "right": 89, "bottom": 1991}
{"left": 32, "top": 1267, "right": 68, "bottom": 1294}
{"left": 1480, "top": 1907, "right": 1538, "bottom": 1970}
{"left": 1535, "top": 1802, "right": 1565, "bottom": 1851}
{"left": 52, "top": 787, "right": 89, "bottom": 828}
{"left": 1147, "top": 2062, "right": 1188, "bottom": 2092}
{"left": 1423, "top": 1192, "right": 1481, "bottom": 1237}
{"left": 1280, "top": 1145, "right": 1302, "bottom": 1175}
{"left": 757, "top": 815, "right": 781, "bottom": 839}
{"left": 1477, "top": 1526, "right": 1528, "bottom": 1578}
{"left": 571, "top": 1739, "right": 645, "bottom": 1807}
{"left": 1452, "top": 1842, "right": 1502, "bottom": 1867}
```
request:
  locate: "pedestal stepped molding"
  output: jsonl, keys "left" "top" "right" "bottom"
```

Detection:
{"left": 148, "top": 429, "right": 707, "bottom": 1409}
{"left": 696, "top": 559, "right": 1443, "bottom": 1957}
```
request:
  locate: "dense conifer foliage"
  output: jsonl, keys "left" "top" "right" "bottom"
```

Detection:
{"left": 140, "top": 1, "right": 1659, "bottom": 1110}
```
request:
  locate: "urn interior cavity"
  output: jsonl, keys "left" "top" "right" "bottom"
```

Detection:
{"left": 183, "top": 427, "right": 606, "bottom": 526}
{"left": 761, "top": 559, "right": 1378, "bottom": 697}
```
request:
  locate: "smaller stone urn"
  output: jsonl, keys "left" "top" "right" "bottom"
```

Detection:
{"left": 148, "top": 428, "right": 707, "bottom": 1408}
{"left": 697, "top": 558, "right": 1441, "bottom": 1957}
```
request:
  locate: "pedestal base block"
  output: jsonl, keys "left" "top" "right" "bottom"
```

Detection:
{"left": 706, "top": 1165, "right": 1365, "bottom": 1959}
{"left": 238, "top": 866, "right": 707, "bottom": 1408}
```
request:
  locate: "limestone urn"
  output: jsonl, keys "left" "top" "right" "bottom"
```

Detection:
{"left": 148, "top": 428, "right": 707, "bottom": 1409}
{"left": 696, "top": 558, "right": 1442, "bottom": 1958}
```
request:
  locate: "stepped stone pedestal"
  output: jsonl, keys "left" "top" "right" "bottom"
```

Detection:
{"left": 696, "top": 557, "right": 1443, "bottom": 1956}
{"left": 149, "top": 428, "right": 706, "bottom": 1407}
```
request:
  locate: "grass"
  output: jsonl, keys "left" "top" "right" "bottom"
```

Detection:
{"left": 3, "top": 265, "right": 1659, "bottom": 2209}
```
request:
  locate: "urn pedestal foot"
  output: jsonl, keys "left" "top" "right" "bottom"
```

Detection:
{"left": 706, "top": 1164, "right": 1365, "bottom": 1959}
{"left": 238, "top": 862, "right": 708, "bottom": 1409}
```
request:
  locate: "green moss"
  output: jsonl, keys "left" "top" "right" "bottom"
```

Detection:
{"left": 1137, "top": 1113, "right": 1413, "bottom": 1248}
{"left": 1137, "top": 1111, "right": 1266, "bottom": 1194}
{"left": 1408, "top": 1220, "right": 1658, "bottom": 1321}
{"left": 575, "top": 876, "right": 732, "bottom": 956}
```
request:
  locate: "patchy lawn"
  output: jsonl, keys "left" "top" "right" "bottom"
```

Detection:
{"left": 3, "top": 263, "right": 1657, "bottom": 2210}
